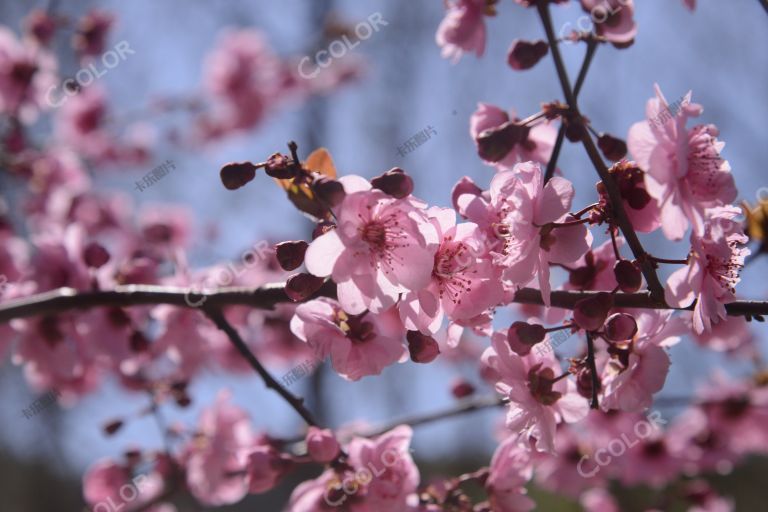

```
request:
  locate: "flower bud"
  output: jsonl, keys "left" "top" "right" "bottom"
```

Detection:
{"left": 507, "top": 321, "right": 546, "bottom": 356}
{"left": 476, "top": 121, "right": 528, "bottom": 162}
{"left": 371, "top": 168, "right": 414, "bottom": 199}
{"left": 407, "top": 331, "right": 441, "bottom": 363}
{"left": 573, "top": 292, "right": 614, "bottom": 331}
{"left": 265, "top": 153, "right": 298, "bottom": 179}
{"left": 285, "top": 273, "right": 325, "bottom": 301}
{"left": 604, "top": 313, "right": 638, "bottom": 342}
{"left": 275, "top": 240, "right": 308, "bottom": 271}
{"left": 597, "top": 133, "right": 628, "bottom": 162}
{"left": 312, "top": 176, "right": 346, "bottom": 207}
{"left": 451, "top": 379, "right": 476, "bottom": 399}
{"left": 220, "top": 161, "right": 257, "bottom": 190}
{"left": 83, "top": 241, "right": 110, "bottom": 268}
{"left": 507, "top": 39, "right": 549, "bottom": 70}
{"left": 103, "top": 419, "right": 124, "bottom": 436}
{"left": 614, "top": 259, "right": 642, "bottom": 293}
{"left": 306, "top": 427, "right": 340, "bottom": 463}
{"left": 576, "top": 367, "right": 601, "bottom": 400}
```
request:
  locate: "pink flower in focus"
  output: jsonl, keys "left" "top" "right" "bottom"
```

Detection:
{"left": 399, "top": 207, "right": 502, "bottom": 334}
{"left": 580, "top": 0, "right": 637, "bottom": 47}
{"left": 485, "top": 162, "right": 592, "bottom": 305}
{"left": 470, "top": 103, "right": 557, "bottom": 168}
{"left": 305, "top": 177, "right": 436, "bottom": 314}
{"left": 664, "top": 206, "right": 749, "bottom": 333}
{"left": 290, "top": 297, "right": 407, "bottom": 381}
{"left": 181, "top": 391, "right": 253, "bottom": 506}
{"left": 485, "top": 435, "right": 535, "bottom": 512}
{"left": 482, "top": 331, "right": 588, "bottom": 452}
{"left": 436, "top": 0, "right": 488, "bottom": 62}
{"left": 563, "top": 238, "right": 623, "bottom": 292}
{"left": 306, "top": 427, "right": 340, "bottom": 463}
{"left": 628, "top": 85, "right": 736, "bottom": 239}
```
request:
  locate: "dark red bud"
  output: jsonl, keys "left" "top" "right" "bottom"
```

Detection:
{"left": 83, "top": 242, "right": 110, "bottom": 268}
{"left": 507, "top": 39, "right": 549, "bottom": 70}
{"left": 265, "top": 153, "right": 298, "bottom": 179}
{"left": 564, "top": 122, "right": 587, "bottom": 142}
{"left": 313, "top": 176, "right": 346, "bottom": 206}
{"left": 476, "top": 121, "right": 528, "bottom": 162}
{"left": 597, "top": 133, "right": 628, "bottom": 162}
{"left": 275, "top": 240, "right": 308, "bottom": 271}
{"left": 451, "top": 379, "right": 476, "bottom": 399}
{"left": 220, "top": 161, "right": 257, "bottom": 190}
{"left": 103, "top": 419, "right": 124, "bottom": 436}
{"left": 129, "top": 331, "right": 150, "bottom": 352}
{"left": 285, "top": 273, "right": 325, "bottom": 301}
{"left": 626, "top": 187, "right": 652, "bottom": 210}
{"left": 507, "top": 321, "right": 546, "bottom": 356}
{"left": 406, "top": 330, "right": 441, "bottom": 363}
{"left": 573, "top": 292, "right": 614, "bottom": 331}
{"left": 604, "top": 313, "right": 638, "bottom": 342}
{"left": 576, "top": 367, "right": 600, "bottom": 400}
{"left": 614, "top": 259, "right": 642, "bottom": 293}
{"left": 371, "top": 168, "right": 414, "bottom": 199}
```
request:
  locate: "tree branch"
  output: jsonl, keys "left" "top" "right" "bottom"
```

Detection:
{"left": 1, "top": 283, "right": 766, "bottom": 326}
{"left": 202, "top": 307, "right": 319, "bottom": 426}
{"left": 536, "top": 3, "right": 666, "bottom": 301}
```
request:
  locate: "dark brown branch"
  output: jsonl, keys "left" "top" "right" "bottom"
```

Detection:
{"left": 203, "top": 307, "right": 318, "bottom": 426}
{"left": 585, "top": 332, "right": 600, "bottom": 409}
{"left": 536, "top": 3, "right": 666, "bottom": 302}
{"left": 1, "top": 284, "right": 766, "bottom": 325}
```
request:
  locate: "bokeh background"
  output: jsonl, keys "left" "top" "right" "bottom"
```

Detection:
{"left": 0, "top": 0, "right": 767, "bottom": 510}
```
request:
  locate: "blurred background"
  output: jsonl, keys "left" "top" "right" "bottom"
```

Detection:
{"left": 0, "top": 0, "right": 767, "bottom": 510}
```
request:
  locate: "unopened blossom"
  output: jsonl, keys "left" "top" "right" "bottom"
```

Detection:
{"left": 601, "top": 310, "right": 685, "bottom": 412}
{"left": 305, "top": 176, "right": 436, "bottom": 315}
{"left": 475, "top": 162, "right": 592, "bottom": 305}
{"left": 470, "top": 103, "right": 557, "bottom": 168}
{"left": 436, "top": 0, "right": 489, "bottom": 62}
{"left": 599, "top": 161, "right": 661, "bottom": 233}
{"left": 306, "top": 427, "right": 340, "bottom": 463}
{"left": 628, "top": 85, "right": 736, "bottom": 239}
{"left": 664, "top": 206, "right": 749, "bottom": 333}
{"left": 399, "top": 207, "right": 502, "bottom": 334}
{"left": 580, "top": 0, "right": 637, "bottom": 47}
{"left": 482, "top": 331, "right": 588, "bottom": 452}
{"left": 290, "top": 297, "right": 407, "bottom": 381}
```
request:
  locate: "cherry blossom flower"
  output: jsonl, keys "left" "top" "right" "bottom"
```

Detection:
{"left": 290, "top": 297, "right": 407, "bottom": 381}
{"left": 628, "top": 85, "right": 736, "bottom": 239}
{"left": 305, "top": 177, "right": 436, "bottom": 315}
{"left": 601, "top": 310, "right": 685, "bottom": 412}
{"left": 436, "top": 0, "right": 488, "bottom": 62}
{"left": 477, "top": 162, "right": 593, "bottom": 305}
{"left": 399, "top": 207, "right": 502, "bottom": 334}
{"left": 83, "top": 458, "right": 167, "bottom": 512}
{"left": 664, "top": 206, "right": 749, "bottom": 333}
{"left": 181, "top": 391, "right": 254, "bottom": 506}
{"left": 482, "top": 331, "right": 588, "bottom": 452}
{"left": 580, "top": 0, "right": 637, "bottom": 47}
{"left": 0, "top": 26, "right": 57, "bottom": 121}
{"left": 484, "top": 435, "right": 535, "bottom": 512}
{"left": 470, "top": 103, "right": 557, "bottom": 168}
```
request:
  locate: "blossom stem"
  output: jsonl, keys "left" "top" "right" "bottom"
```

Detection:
{"left": 572, "top": 202, "right": 599, "bottom": 219}
{"left": 536, "top": 2, "right": 667, "bottom": 302}
{"left": 203, "top": 307, "right": 319, "bottom": 426}
{"left": 544, "top": 323, "right": 574, "bottom": 333}
{"left": 585, "top": 332, "right": 600, "bottom": 409}
{"left": 651, "top": 256, "right": 689, "bottom": 265}
{"left": 518, "top": 110, "right": 546, "bottom": 126}
{"left": 550, "top": 217, "right": 591, "bottom": 228}
{"left": 609, "top": 225, "right": 622, "bottom": 260}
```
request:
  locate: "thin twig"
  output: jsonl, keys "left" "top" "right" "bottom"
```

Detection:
{"left": 202, "top": 307, "right": 318, "bottom": 426}
{"left": 585, "top": 332, "right": 600, "bottom": 409}
{"left": 536, "top": 2, "right": 666, "bottom": 301}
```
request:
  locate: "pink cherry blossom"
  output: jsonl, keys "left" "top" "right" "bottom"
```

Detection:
{"left": 399, "top": 207, "right": 502, "bottom": 334}
{"left": 484, "top": 162, "right": 592, "bottom": 305}
{"left": 83, "top": 458, "right": 167, "bottom": 512}
{"left": 181, "top": 391, "right": 253, "bottom": 506}
{"left": 627, "top": 85, "right": 736, "bottom": 239}
{"left": 601, "top": 310, "right": 685, "bottom": 412}
{"left": 305, "top": 177, "right": 436, "bottom": 314}
{"left": 470, "top": 103, "right": 558, "bottom": 168}
{"left": 306, "top": 426, "right": 340, "bottom": 463}
{"left": 563, "top": 237, "right": 623, "bottom": 292}
{"left": 664, "top": 206, "right": 749, "bottom": 333}
{"left": 0, "top": 26, "right": 57, "bottom": 121}
{"left": 290, "top": 297, "right": 407, "bottom": 381}
{"left": 485, "top": 435, "right": 535, "bottom": 512}
{"left": 482, "top": 331, "right": 588, "bottom": 452}
{"left": 580, "top": 0, "right": 637, "bottom": 47}
{"left": 436, "top": 0, "right": 488, "bottom": 62}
